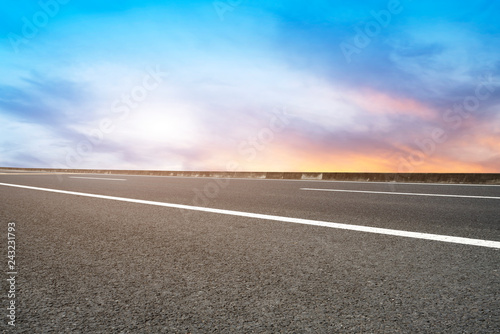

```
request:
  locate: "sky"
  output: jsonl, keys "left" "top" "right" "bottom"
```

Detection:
{"left": 1, "top": 0, "right": 499, "bottom": 172}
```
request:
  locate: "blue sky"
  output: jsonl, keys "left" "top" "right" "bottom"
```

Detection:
{"left": 1, "top": 0, "right": 499, "bottom": 171}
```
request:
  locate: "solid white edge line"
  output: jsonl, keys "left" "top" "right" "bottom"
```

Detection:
{"left": 1, "top": 182, "right": 499, "bottom": 249}
{"left": 69, "top": 176, "right": 126, "bottom": 181}
{"left": 301, "top": 188, "right": 500, "bottom": 200}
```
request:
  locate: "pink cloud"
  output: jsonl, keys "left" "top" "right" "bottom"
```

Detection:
{"left": 352, "top": 88, "right": 437, "bottom": 120}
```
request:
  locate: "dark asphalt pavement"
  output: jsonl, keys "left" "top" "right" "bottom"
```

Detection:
{"left": 1, "top": 172, "right": 499, "bottom": 333}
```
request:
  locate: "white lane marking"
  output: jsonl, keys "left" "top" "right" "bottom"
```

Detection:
{"left": 0, "top": 172, "right": 75, "bottom": 175}
{"left": 1, "top": 182, "right": 499, "bottom": 249}
{"left": 69, "top": 177, "right": 126, "bottom": 181}
{"left": 301, "top": 188, "right": 500, "bottom": 200}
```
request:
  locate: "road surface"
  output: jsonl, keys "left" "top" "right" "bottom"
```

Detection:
{"left": 1, "top": 171, "right": 499, "bottom": 333}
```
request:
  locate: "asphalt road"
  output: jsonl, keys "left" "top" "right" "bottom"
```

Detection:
{"left": 0, "top": 172, "right": 499, "bottom": 333}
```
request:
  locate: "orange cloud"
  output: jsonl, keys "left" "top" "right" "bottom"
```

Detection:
{"left": 224, "top": 142, "right": 392, "bottom": 172}
{"left": 193, "top": 114, "right": 500, "bottom": 173}
{"left": 231, "top": 138, "right": 499, "bottom": 173}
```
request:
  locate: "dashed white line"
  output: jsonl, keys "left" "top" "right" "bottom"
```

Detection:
{"left": 69, "top": 177, "right": 126, "bottom": 181}
{"left": 301, "top": 188, "right": 500, "bottom": 200}
{"left": 0, "top": 182, "right": 499, "bottom": 249}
